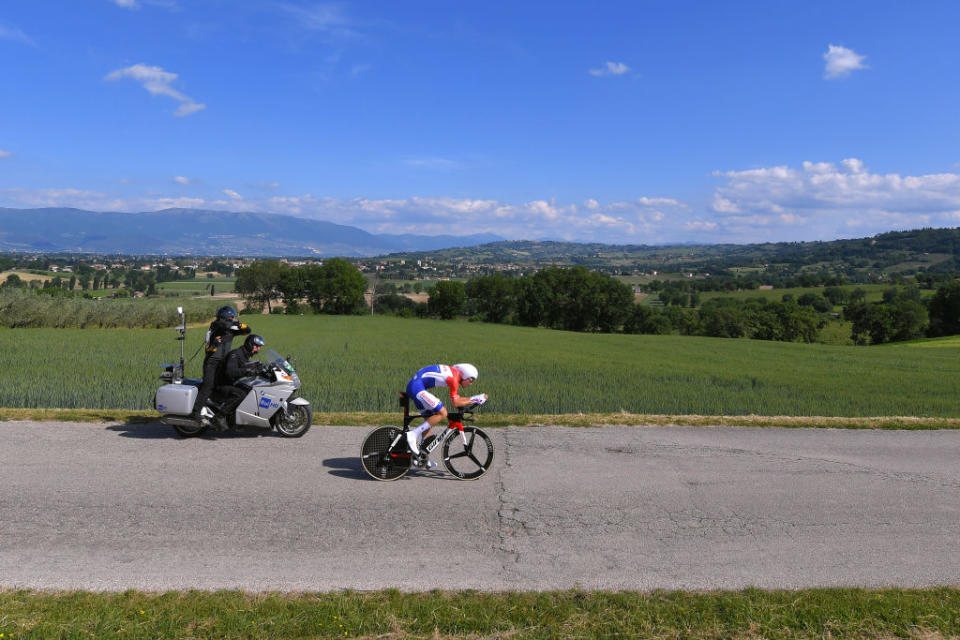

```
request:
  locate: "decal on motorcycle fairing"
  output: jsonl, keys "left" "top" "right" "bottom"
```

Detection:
{"left": 259, "top": 396, "right": 279, "bottom": 409}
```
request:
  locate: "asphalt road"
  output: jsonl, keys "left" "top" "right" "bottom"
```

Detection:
{"left": 2, "top": 421, "right": 959, "bottom": 591}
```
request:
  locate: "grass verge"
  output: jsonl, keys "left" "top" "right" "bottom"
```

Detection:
{"left": 0, "top": 407, "right": 958, "bottom": 430}
{"left": 1, "top": 587, "right": 959, "bottom": 639}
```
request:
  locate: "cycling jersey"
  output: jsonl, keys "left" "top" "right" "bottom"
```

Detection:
{"left": 406, "top": 364, "right": 464, "bottom": 414}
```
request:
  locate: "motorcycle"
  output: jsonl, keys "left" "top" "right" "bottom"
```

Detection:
{"left": 153, "top": 307, "right": 313, "bottom": 438}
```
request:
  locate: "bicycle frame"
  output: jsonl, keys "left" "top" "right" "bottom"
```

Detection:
{"left": 399, "top": 391, "right": 473, "bottom": 454}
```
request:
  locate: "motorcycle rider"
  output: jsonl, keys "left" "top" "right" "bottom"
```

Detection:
{"left": 191, "top": 305, "right": 251, "bottom": 426}
{"left": 404, "top": 363, "right": 487, "bottom": 468}
{"left": 216, "top": 334, "right": 267, "bottom": 427}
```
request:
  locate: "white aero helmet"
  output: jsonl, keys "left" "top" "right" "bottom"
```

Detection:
{"left": 453, "top": 363, "right": 478, "bottom": 382}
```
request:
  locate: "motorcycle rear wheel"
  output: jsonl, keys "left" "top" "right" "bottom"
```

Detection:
{"left": 273, "top": 403, "right": 313, "bottom": 438}
{"left": 172, "top": 422, "right": 208, "bottom": 437}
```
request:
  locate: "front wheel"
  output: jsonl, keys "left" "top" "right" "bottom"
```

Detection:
{"left": 273, "top": 403, "right": 313, "bottom": 438}
{"left": 443, "top": 426, "right": 494, "bottom": 480}
{"left": 361, "top": 426, "right": 411, "bottom": 481}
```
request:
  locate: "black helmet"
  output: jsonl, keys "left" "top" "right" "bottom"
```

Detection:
{"left": 216, "top": 305, "right": 238, "bottom": 321}
{"left": 244, "top": 334, "right": 265, "bottom": 354}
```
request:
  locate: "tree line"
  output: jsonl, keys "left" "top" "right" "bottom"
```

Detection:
{"left": 243, "top": 259, "right": 960, "bottom": 345}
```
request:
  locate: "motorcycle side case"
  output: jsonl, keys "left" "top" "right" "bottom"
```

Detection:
{"left": 155, "top": 383, "right": 197, "bottom": 415}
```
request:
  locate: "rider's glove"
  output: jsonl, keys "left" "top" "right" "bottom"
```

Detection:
{"left": 469, "top": 394, "right": 487, "bottom": 405}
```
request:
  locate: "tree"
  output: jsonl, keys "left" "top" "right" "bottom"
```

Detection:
{"left": 303, "top": 258, "right": 366, "bottom": 314}
{"left": 822, "top": 286, "right": 846, "bottom": 306}
{"left": 797, "top": 292, "right": 832, "bottom": 313}
{"left": 928, "top": 279, "right": 960, "bottom": 337}
{"left": 513, "top": 266, "right": 632, "bottom": 332}
{"left": 235, "top": 260, "right": 285, "bottom": 313}
{"left": 427, "top": 280, "right": 466, "bottom": 319}
{"left": 2, "top": 274, "right": 24, "bottom": 288}
{"left": 465, "top": 273, "right": 517, "bottom": 323}
{"left": 623, "top": 305, "right": 672, "bottom": 334}
{"left": 698, "top": 298, "right": 748, "bottom": 338}
{"left": 846, "top": 295, "right": 928, "bottom": 345}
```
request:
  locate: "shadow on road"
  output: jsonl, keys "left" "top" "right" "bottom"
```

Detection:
{"left": 323, "top": 456, "right": 374, "bottom": 480}
{"left": 107, "top": 422, "right": 278, "bottom": 440}
{"left": 322, "top": 457, "right": 462, "bottom": 482}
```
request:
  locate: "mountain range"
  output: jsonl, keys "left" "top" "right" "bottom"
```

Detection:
{"left": 0, "top": 207, "right": 504, "bottom": 257}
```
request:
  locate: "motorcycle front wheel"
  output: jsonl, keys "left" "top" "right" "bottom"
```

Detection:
{"left": 273, "top": 403, "right": 313, "bottom": 438}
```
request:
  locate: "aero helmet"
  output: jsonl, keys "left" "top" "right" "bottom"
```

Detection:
{"left": 244, "top": 334, "right": 265, "bottom": 354}
{"left": 216, "top": 305, "right": 238, "bottom": 321}
{"left": 452, "top": 363, "right": 478, "bottom": 382}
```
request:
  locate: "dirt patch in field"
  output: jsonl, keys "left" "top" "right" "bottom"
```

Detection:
{"left": 0, "top": 270, "right": 49, "bottom": 283}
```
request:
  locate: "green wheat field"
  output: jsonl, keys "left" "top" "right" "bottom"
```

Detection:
{"left": 1, "top": 314, "right": 958, "bottom": 417}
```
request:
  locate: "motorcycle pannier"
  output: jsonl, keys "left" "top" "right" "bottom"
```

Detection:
{"left": 155, "top": 384, "right": 197, "bottom": 415}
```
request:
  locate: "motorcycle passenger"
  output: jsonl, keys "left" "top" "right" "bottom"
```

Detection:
{"left": 191, "top": 305, "right": 251, "bottom": 425}
{"left": 405, "top": 363, "right": 487, "bottom": 468}
{"left": 216, "top": 334, "right": 267, "bottom": 427}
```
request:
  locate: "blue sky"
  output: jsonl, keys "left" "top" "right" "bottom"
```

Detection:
{"left": 2, "top": 1, "right": 959, "bottom": 245}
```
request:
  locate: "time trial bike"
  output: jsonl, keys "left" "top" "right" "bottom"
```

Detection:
{"left": 360, "top": 392, "right": 494, "bottom": 481}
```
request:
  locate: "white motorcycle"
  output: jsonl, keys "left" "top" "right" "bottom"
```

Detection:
{"left": 154, "top": 307, "right": 313, "bottom": 438}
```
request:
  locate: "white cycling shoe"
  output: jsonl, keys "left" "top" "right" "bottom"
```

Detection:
{"left": 406, "top": 431, "right": 420, "bottom": 455}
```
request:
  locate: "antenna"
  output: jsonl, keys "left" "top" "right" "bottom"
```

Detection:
{"left": 175, "top": 306, "right": 185, "bottom": 381}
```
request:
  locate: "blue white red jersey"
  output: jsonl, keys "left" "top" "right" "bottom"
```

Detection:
{"left": 408, "top": 364, "right": 464, "bottom": 400}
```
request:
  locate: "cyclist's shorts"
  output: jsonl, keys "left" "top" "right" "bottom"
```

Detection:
{"left": 406, "top": 378, "right": 444, "bottom": 416}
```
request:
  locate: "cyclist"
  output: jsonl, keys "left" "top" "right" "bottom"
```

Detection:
{"left": 405, "top": 363, "right": 487, "bottom": 467}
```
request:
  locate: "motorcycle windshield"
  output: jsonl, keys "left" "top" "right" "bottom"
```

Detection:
{"left": 266, "top": 349, "right": 300, "bottom": 385}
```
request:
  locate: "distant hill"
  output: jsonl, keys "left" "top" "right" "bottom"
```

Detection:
{"left": 384, "top": 228, "right": 960, "bottom": 274}
{"left": 0, "top": 207, "right": 503, "bottom": 257}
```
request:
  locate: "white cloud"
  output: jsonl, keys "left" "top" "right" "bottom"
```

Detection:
{"left": 173, "top": 176, "right": 190, "bottom": 185}
{"left": 0, "top": 22, "right": 35, "bottom": 47}
{"left": 0, "top": 149, "right": 12, "bottom": 159}
{"left": 174, "top": 102, "right": 205, "bottom": 117}
{"left": 589, "top": 61, "right": 630, "bottom": 77}
{"left": 711, "top": 194, "right": 740, "bottom": 214}
{"left": 712, "top": 158, "right": 960, "bottom": 239}
{"left": 112, "top": 0, "right": 139, "bottom": 8}
{"left": 105, "top": 63, "right": 206, "bottom": 117}
{"left": 280, "top": 3, "right": 357, "bottom": 39}
{"left": 823, "top": 44, "right": 867, "bottom": 79}
{"left": 223, "top": 189, "right": 243, "bottom": 200}
{"left": 403, "top": 156, "right": 461, "bottom": 170}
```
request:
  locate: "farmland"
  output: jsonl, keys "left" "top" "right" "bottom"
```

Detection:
{"left": 156, "top": 276, "right": 235, "bottom": 296}
{"left": 0, "top": 315, "right": 957, "bottom": 417}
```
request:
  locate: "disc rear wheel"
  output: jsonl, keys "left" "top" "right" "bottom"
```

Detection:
{"left": 361, "top": 426, "right": 411, "bottom": 481}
